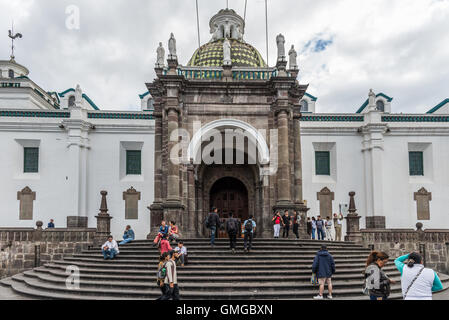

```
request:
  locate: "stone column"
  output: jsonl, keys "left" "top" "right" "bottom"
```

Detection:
{"left": 277, "top": 110, "right": 291, "bottom": 203}
{"left": 187, "top": 163, "right": 196, "bottom": 236}
{"left": 345, "top": 191, "right": 362, "bottom": 243}
{"left": 293, "top": 115, "right": 303, "bottom": 203}
{"left": 167, "top": 107, "right": 180, "bottom": 202}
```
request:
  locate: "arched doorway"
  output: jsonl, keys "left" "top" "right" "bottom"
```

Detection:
{"left": 209, "top": 177, "right": 249, "bottom": 238}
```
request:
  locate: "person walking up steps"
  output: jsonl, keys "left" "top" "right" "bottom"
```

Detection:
{"left": 272, "top": 211, "right": 282, "bottom": 239}
{"left": 206, "top": 207, "right": 221, "bottom": 248}
{"left": 156, "top": 252, "right": 169, "bottom": 299}
{"left": 282, "top": 210, "right": 291, "bottom": 238}
{"left": 395, "top": 252, "right": 443, "bottom": 300}
{"left": 226, "top": 212, "right": 241, "bottom": 253}
{"left": 243, "top": 215, "right": 256, "bottom": 253}
{"left": 312, "top": 245, "right": 335, "bottom": 299}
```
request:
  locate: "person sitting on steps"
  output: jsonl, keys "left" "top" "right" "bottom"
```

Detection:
{"left": 174, "top": 241, "right": 188, "bottom": 267}
{"left": 168, "top": 221, "right": 180, "bottom": 243}
{"left": 153, "top": 220, "right": 169, "bottom": 247}
{"left": 102, "top": 235, "right": 119, "bottom": 260}
{"left": 119, "top": 225, "right": 135, "bottom": 245}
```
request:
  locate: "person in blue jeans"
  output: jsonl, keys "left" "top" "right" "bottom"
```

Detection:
{"left": 243, "top": 216, "right": 256, "bottom": 253}
{"left": 119, "top": 225, "right": 135, "bottom": 245}
{"left": 207, "top": 207, "right": 221, "bottom": 247}
{"left": 311, "top": 217, "right": 317, "bottom": 240}
{"left": 316, "top": 216, "right": 325, "bottom": 240}
{"left": 102, "top": 235, "right": 119, "bottom": 260}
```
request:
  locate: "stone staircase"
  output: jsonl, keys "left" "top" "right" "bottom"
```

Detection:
{"left": 1, "top": 238, "right": 448, "bottom": 300}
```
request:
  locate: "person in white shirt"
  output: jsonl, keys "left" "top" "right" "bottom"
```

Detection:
{"left": 102, "top": 235, "right": 119, "bottom": 260}
{"left": 395, "top": 252, "right": 443, "bottom": 300}
{"left": 174, "top": 241, "right": 188, "bottom": 267}
{"left": 333, "top": 213, "right": 343, "bottom": 242}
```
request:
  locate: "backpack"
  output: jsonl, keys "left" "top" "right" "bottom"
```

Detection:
{"left": 244, "top": 219, "right": 253, "bottom": 233}
{"left": 227, "top": 218, "right": 238, "bottom": 233}
{"left": 157, "top": 262, "right": 167, "bottom": 280}
{"left": 204, "top": 214, "right": 211, "bottom": 229}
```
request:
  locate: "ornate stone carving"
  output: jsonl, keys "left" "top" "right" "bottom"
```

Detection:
{"left": 123, "top": 187, "right": 141, "bottom": 220}
{"left": 223, "top": 38, "right": 232, "bottom": 66}
{"left": 276, "top": 34, "right": 286, "bottom": 61}
{"left": 168, "top": 33, "right": 177, "bottom": 59}
{"left": 288, "top": 45, "right": 298, "bottom": 70}
{"left": 156, "top": 42, "right": 165, "bottom": 67}
{"left": 414, "top": 187, "right": 432, "bottom": 220}
{"left": 316, "top": 187, "right": 334, "bottom": 218}
{"left": 17, "top": 186, "right": 35, "bottom": 220}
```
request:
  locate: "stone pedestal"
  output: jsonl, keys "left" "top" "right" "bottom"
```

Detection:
{"left": 345, "top": 192, "right": 362, "bottom": 243}
{"left": 94, "top": 191, "right": 112, "bottom": 245}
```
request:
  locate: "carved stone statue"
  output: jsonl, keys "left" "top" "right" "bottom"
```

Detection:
{"left": 276, "top": 34, "right": 286, "bottom": 61}
{"left": 168, "top": 33, "right": 177, "bottom": 58}
{"left": 224, "top": 20, "right": 231, "bottom": 39}
{"left": 156, "top": 42, "right": 165, "bottom": 67}
{"left": 288, "top": 45, "right": 298, "bottom": 70}
{"left": 75, "top": 84, "right": 82, "bottom": 107}
{"left": 223, "top": 38, "right": 232, "bottom": 66}
{"left": 211, "top": 24, "right": 221, "bottom": 41}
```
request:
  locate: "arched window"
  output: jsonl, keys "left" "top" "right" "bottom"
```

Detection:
{"left": 300, "top": 100, "right": 309, "bottom": 112}
{"left": 68, "top": 96, "right": 76, "bottom": 108}
{"left": 8, "top": 69, "right": 14, "bottom": 78}
{"left": 376, "top": 100, "right": 385, "bottom": 112}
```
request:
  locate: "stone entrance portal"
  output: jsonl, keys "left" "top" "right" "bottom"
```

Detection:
{"left": 147, "top": 8, "right": 309, "bottom": 239}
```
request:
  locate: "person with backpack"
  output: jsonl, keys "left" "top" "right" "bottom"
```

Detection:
{"left": 281, "top": 210, "right": 292, "bottom": 238}
{"left": 206, "top": 207, "right": 221, "bottom": 248}
{"left": 160, "top": 250, "right": 180, "bottom": 300}
{"left": 243, "top": 215, "right": 256, "bottom": 253}
{"left": 395, "top": 252, "right": 443, "bottom": 300}
{"left": 226, "top": 212, "right": 241, "bottom": 253}
{"left": 364, "top": 251, "right": 395, "bottom": 300}
{"left": 292, "top": 211, "right": 300, "bottom": 239}
{"left": 156, "top": 252, "right": 169, "bottom": 299}
{"left": 312, "top": 245, "right": 336, "bottom": 299}
{"left": 316, "top": 216, "right": 325, "bottom": 240}
{"left": 272, "top": 211, "right": 282, "bottom": 239}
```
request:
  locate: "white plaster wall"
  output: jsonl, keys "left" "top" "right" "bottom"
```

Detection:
{"left": 382, "top": 134, "right": 449, "bottom": 229}
{"left": 87, "top": 130, "right": 155, "bottom": 240}
{"left": 301, "top": 127, "right": 366, "bottom": 236}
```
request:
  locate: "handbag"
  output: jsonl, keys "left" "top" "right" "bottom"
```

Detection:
{"left": 310, "top": 273, "right": 319, "bottom": 286}
{"left": 403, "top": 266, "right": 425, "bottom": 299}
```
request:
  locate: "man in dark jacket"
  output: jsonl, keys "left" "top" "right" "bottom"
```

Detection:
{"left": 225, "top": 212, "right": 241, "bottom": 253}
{"left": 207, "top": 207, "right": 221, "bottom": 247}
{"left": 312, "top": 245, "right": 336, "bottom": 299}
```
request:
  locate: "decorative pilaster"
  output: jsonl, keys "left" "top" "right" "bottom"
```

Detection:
{"left": 293, "top": 113, "right": 303, "bottom": 203}
{"left": 276, "top": 109, "right": 291, "bottom": 204}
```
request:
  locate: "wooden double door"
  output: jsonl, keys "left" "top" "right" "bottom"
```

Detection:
{"left": 210, "top": 177, "right": 248, "bottom": 238}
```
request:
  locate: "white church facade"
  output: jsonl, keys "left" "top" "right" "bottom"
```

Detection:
{"left": 1, "top": 17, "right": 448, "bottom": 240}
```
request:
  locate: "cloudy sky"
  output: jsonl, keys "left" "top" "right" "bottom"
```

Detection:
{"left": 1, "top": 0, "right": 448, "bottom": 113}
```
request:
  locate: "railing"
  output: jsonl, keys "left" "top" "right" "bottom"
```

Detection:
{"left": 167, "top": 66, "right": 282, "bottom": 81}
{"left": 382, "top": 115, "right": 449, "bottom": 122}
{"left": 0, "top": 228, "right": 96, "bottom": 242}
{"left": 177, "top": 67, "right": 223, "bottom": 80}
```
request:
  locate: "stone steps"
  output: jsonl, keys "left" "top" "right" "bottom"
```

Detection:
{"left": 0, "top": 238, "right": 447, "bottom": 300}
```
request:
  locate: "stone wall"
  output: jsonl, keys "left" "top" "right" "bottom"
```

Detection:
{"left": 360, "top": 224, "right": 449, "bottom": 274}
{"left": 0, "top": 227, "right": 96, "bottom": 279}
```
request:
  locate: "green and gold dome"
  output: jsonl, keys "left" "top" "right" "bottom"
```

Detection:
{"left": 188, "top": 38, "right": 267, "bottom": 68}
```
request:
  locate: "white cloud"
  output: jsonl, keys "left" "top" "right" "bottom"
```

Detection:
{"left": 0, "top": 0, "right": 448, "bottom": 113}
